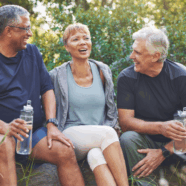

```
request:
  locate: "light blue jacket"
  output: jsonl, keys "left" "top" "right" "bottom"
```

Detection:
{"left": 49, "top": 59, "right": 118, "bottom": 131}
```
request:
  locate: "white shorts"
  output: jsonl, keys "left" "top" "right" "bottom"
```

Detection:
{"left": 63, "top": 125, "right": 119, "bottom": 171}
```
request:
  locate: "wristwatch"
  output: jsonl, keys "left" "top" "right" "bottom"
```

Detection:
{"left": 45, "top": 118, "right": 59, "bottom": 127}
{"left": 161, "top": 146, "right": 171, "bottom": 158}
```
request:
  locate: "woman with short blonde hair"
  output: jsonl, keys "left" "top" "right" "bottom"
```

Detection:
{"left": 50, "top": 23, "right": 129, "bottom": 186}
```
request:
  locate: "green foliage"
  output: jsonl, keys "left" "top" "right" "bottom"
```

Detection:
{"left": 31, "top": 1, "right": 146, "bottom": 89}
{"left": 1, "top": 0, "right": 186, "bottom": 90}
{"left": 143, "top": 0, "right": 186, "bottom": 63}
{"left": 0, "top": 0, "right": 37, "bottom": 16}
{"left": 16, "top": 155, "right": 43, "bottom": 186}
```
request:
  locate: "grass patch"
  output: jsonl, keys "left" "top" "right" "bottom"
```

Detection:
{"left": 0, "top": 130, "right": 9, "bottom": 145}
{"left": 0, "top": 134, "right": 42, "bottom": 186}
{"left": 17, "top": 155, "right": 43, "bottom": 186}
{"left": 128, "top": 175, "right": 157, "bottom": 186}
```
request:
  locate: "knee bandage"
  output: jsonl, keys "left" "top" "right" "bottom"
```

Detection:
{"left": 87, "top": 148, "right": 107, "bottom": 171}
{"left": 101, "top": 126, "right": 119, "bottom": 151}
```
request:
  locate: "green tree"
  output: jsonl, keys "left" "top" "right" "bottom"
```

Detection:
{"left": 140, "top": 0, "right": 186, "bottom": 63}
{"left": 30, "top": 0, "right": 147, "bottom": 89}
{"left": 1, "top": 0, "right": 186, "bottom": 87}
{"left": 0, "top": 0, "right": 37, "bottom": 15}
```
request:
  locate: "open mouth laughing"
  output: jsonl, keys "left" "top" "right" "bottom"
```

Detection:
{"left": 79, "top": 49, "right": 88, "bottom": 53}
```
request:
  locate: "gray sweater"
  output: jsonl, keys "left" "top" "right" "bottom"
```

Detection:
{"left": 49, "top": 59, "right": 118, "bottom": 131}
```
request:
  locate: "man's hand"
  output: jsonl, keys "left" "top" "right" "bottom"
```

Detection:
{"left": 47, "top": 123, "right": 74, "bottom": 149}
{"left": 132, "top": 148, "right": 165, "bottom": 178}
{"left": 161, "top": 120, "right": 186, "bottom": 141}
{"left": 7, "top": 119, "right": 29, "bottom": 141}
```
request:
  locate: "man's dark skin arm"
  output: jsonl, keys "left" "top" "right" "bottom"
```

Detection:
{"left": 118, "top": 108, "right": 186, "bottom": 178}
{"left": 41, "top": 89, "right": 74, "bottom": 149}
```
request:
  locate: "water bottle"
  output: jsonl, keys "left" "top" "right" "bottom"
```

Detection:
{"left": 16, "top": 100, "right": 33, "bottom": 155}
{"left": 173, "top": 108, "right": 186, "bottom": 154}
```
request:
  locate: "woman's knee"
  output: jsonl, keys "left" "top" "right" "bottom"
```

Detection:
{"left": 101, "top": 126, "right": 119, "bottom": 150}
{"left": 87, "top": 148, "right": 106, "bottom": 171}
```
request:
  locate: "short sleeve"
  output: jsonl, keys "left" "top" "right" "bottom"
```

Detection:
{"left": 117, "top": 71, "right": 135, "bottom": 109}
{"left": 34, "top": 45, "right": 54, "bottom": 95}
{"left": 176, "top": 76, "right": 186, "bottom": 107}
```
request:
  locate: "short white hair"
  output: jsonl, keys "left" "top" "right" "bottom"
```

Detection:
{"left": 132, "top": 27, "right": 169, "bottom": 62}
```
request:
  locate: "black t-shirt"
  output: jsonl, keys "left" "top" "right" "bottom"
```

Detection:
{"left": 117, "top": 59, "right": 186, "bottom": 142}
{"left": 0, "top": 44, "right": 53, "bottom": 132}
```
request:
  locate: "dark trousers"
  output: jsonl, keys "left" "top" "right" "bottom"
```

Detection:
{"left": 120, "top": 131, "right": 168, "bottom": 186}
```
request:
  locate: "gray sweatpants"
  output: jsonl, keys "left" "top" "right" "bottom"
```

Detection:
{"left": 120, "top": 131, "right": 168, "bottom": 186}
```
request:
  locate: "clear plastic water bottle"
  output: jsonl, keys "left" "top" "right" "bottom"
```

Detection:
{"left": 173, "top": 108, "right": 186, "bottom": 154}
{"left": 16, "top": 100, "right": 33, "bottom": 155}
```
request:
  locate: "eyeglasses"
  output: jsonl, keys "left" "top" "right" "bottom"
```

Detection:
{"left": 8, "top": 25, "right": 31, "bottom": 33}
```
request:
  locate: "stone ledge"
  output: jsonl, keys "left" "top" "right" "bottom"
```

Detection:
{"left": 16, "top": 155, "right": 186, "bottom": 186}
{"left": 16, "top": 160, "right": 96, "bottom": 186}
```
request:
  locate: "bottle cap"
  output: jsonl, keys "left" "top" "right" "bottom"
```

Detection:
{"left": 180, "top": 107, "right": 186, "bottom": 117}
{"left": 23, "top": 100, "right": 33, "bottom": 111}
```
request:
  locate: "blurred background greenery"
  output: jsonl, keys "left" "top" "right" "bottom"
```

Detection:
{"left": 1, "top": 0, "right": 186, "bottom": 91}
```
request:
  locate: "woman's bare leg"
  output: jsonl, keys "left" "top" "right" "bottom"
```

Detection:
{"left": 93, "top": 164, "right": 117, "bottom": 186}
{"left": 103, "top": 141, "right": 129, "bottom": 186}
{"left": 63, "top": 126, "right": 129, "bottom": 185}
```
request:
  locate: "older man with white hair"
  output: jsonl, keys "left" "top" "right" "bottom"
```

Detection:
{"left": 117, "top": 27, "right": 186, "bottom": 185}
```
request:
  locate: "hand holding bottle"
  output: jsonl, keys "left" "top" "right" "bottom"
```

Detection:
{"left": 7, "top": 118, "right": 29, "bottom": 141}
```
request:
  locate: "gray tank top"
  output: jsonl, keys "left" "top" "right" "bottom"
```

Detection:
{"left": 65, "top": 62, "right": 105, "bottom": 129}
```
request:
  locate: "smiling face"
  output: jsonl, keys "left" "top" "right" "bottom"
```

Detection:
{"left": 10, "top": 14, "right": 32, "bottom": 52}
{"left": 130, "top": 39, "right": 155, "bottom": 75}
{"left": 65, "top": 31, "right": 92, "bottom": 61}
